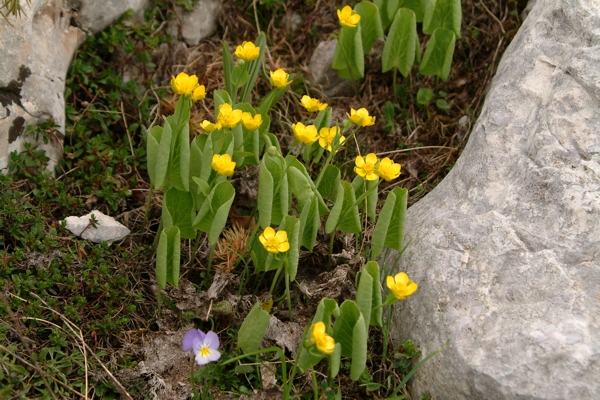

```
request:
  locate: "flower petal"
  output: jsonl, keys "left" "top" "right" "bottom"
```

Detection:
{"left": 395, "top": 272, "right": 409, "bottom": 285}
{"left": 182, "top": 329, "right": 204, "bottom": 351}
{"left": 204, "top": 331, "right": 220, "bottom": 350}
{"left": 275, "top": 230, "right": 288, "bottom": 242}
{"left": 365, "top": 153, "right": 378, "bottom": 164}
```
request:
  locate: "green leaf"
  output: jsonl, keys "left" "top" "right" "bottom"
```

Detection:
{"left": 259, "top": 153, "right": 290, "bottom": 226}
{"left": 364, "top": 261, "right": 383, "bottom": 326}
{"left": 240, "top": 32, "right": 267, "bottom": 103}
{"left": 288, "top": 166, "right": 313, "bottom": 212}
{"left": 166, "top": 116, "right": 190, "bottom": 192}
{"left": 332, "top": 25, "right": 365, "bottom": 80}
{"left": 400, "top": 0, "right": 426, "bottom": 22}
{"left": 285, "top": 156, "right": 329, "bottom": 216}
{"left": 156, "top": 226, "right": 181, "bottom": 289}
{"left": 163, "top": 188, "right": 196, "bottom": 239}
{"left": 222, "top": 41, "right": 236, "bottom": 99}
{"left": 258, "top": 157, "right": 274, "bottom": 229}
{"left": 326, "top": 181, "right": 361, "bottom": 234}
{"left": 423, "top": 0, "right": 461, "bottom": 37}
{"left": 237, "top": 302, "right": 271, "bottom": 354}
{"left": 350, "top": 312, "right": 367, "bottom": 381}
{"left": 372, "top": 187, "right": 408, "bottom": 258}
{"left": 355, "top": 1, "right": 384, "bottom": 53}
{"left": 382, "top": 8, "right": 417, "bottom": 76}
{"left": 311, "top": 298, "right": 341, "bottom": 329}
{"left": 317, "top": 165, "right": 341, "bottom": 199}
{"left": 332, "top": 300, "right": 361, "bottom": 358}
{"left": 152, "top": 122, "right": 172, "bottom": 190}
{"left": 193, "top": 181, "right": 236, "bottom": 246}
{"left": 352, "top": 176, "right": 378, "bottom": 223}
{"left": 258, "top": 86, "right": 288, "bottom": 116}
{"left": 146, "top": 126, "right": 162, "bottom": 186}
{"left": 416, "top": 87, "right": 434, "bottom": 105}
{"left": 232, "top": 63, "right": 249, "bottom": 88}
{"left": 373, "top": 0, "right": 401, "bottom": 31}
{"left": 298, "top": 196, "right": 319, "bottom": 252}
{"left": 419, "top": 27, "right": 455, "bottom": 81}
{"left": 329, "top": 342, "right": 342, "bottom": 378}
{"left": 355, "top": 268, "right": 373, "bottom": 331}
{"left": 191, "top": 177, "right": 210, "bottom": 196}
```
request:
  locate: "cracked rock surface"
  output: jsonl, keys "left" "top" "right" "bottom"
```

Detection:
{"left": 388, "top": 0, "right": 600, "bottom": 398}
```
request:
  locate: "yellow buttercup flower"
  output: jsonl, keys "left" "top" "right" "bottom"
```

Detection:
{"left": 259, "top": 227, "right": 290, "bottom": 254}
{"left": 269, "top": 69, "right": 292, "bottom": 88}
{"left": 235, "top": 41, "right": 260, "bottom": 62}
{"left": 192, "top": 85, "right": 206, "bottom": 101}
{"left": 211, "top": 154, "right": 236, "bottom": 176}
{"left": 337, "top": 5, "right": 361, "bottom": 28}
{"left": 310, "top": 322, "right": 335, "bottom": 355}
{"left": 292, "top": 122, "right": 318, "bottom": 145}
{"left": 318, "top": 126, "right": 345, "bottom": 152}
{"left": 300, "top": 95, "right": 328, "bottom": 112}
{"left": 355, "top": 153, "right": 379, "bottom": 181}
{"left": 347, "top": 108, "right": 376, "bottom": 127}
{"left": 241, "top": 112, "right": 263, "bottom": 131}
{"left": 386, "top": 272, "right": 418, "bottom": 300}
{"left": 217, "top": 103, "right": 243, "bottom": 129}
{"left": 377, "top": 157, "right": 401, "bottom": 181}
{"left": 170, "top": 72, "right": 200, "bottom": 96}
{"left": 200, "top": 120, "right": 217, "bottom": 133}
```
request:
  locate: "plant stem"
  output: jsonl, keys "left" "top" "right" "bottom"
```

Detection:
{"left": 311, "top": 368, "right": 319, "bottom": 400}
{"left": 285, "top": 271, "right": 292, "bottom": 321}
{"left": 143, "top": 184, "right": 153, "bottom": 229}
{"left": 204, "top": 246, "right": 215, "bottom": 288}
{"left": 382, "top": 305, "right": 393, "bottom": 365}
{"left": 270, "top": 265, "right": 284, "bottom": 294}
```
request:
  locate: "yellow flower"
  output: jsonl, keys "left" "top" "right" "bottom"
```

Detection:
{"left": 241, "top": 112, "right": 263, "bottom": 131}
{"left": 300, "top": 95, "right": 328, "bottom": 112}
{"left": 217, "top": 103, "right": 243, "bottom": 129}
{"left": 200, "top": 120, "right": 217, "bottom": 133}
{"left": 310, "top": 322, "right": 335, "bottom": 355}
{"left": 318, "top": 126, "right": 345, "bottom": 152}
{"left": 192, "top": 85, "right": 206, "bottom": 101}
{"left": 170, "top": 72, "right": 200, "bottom": 96}
{"left": 386, "top": 272, "right": 418, "bottom": 300}
{"left": 292, "top": 122, "right": 318, "bottom": 145}
{"left": 377, "top": 157, "right": 401, "bottom": 181}
{"left": 347, "top": 108, "right": 376, "bottom": 127}
{"left": 354, "top": 153, "right": 379, "bottom": 181}
{"left": 211, "top": 154, "right": 236, "bottom": 176}
{"left": 235, "top": 41, "right": 260, "bottom": 62}
{"left": 269, "top": 69, "right": 292, "bottom": 88}
{"left": 337, "top": 5, "right": 361, "bottom": 28}
{"left": 259, "top": 227, "right": 290, "bottom": 254}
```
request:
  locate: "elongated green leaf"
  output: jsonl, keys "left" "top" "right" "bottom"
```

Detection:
{"left": 332, "top": 25, "right": 365, "bottom": 80}
{"left": 153, "top": 122, "right": 172, "bottom": 189}
{"left": 298, "top": 196, "right": 319, "bottom": 252}
{"left": 222, "top": 41, "right": 236, "bottom": 99}
{"left": 419, "top": 27, "right": 455, "bottom": 81}
{"left": 326, "top": 181, "right": 361, "bottom": 234}
{"left": 156, "top": 226, "right": 181, "bottom": 289}
{"left": 163, "top": 188, "right": 196, "bottom": 239}
{"left": 232, "top": 63, "right": 249, "bottom": 89}
{"left": 147, "top": 126, "right": 161, "bottom": 186}
{"left": 232, "top": 123, "right": 244, "bottom": 166}
{"left": 355, "top": 268, "right": 373, "bottom": 331}
{"left": 350, "top": 312, "right": 367, "bottom": 381}
{"left": 382, "top": 8, "right": 417, "bottom": 76}
{"left": 281, "top": 216, "right": 300, "bottom": 281}
{"left": 251, "top": 237, "right": 282, "bottom": 273}
{"left": 423, "top": 0, "right": 461, "bottom": 37}
{"left": 210, "top": 128, "right": 234, "bottom": 155}
{"left": 258, "top": 86, "right": 287, "bottom": 116}
{"left": 166, "top": 115, "right": 190, "bottom": 192}
{"left": 355, "top": 1, "right": 384, "bottom": 53}
{"left": 238, "top": 302, "right": 271, "bottom": 353}
{"left": 373, "top": 0, "right": 401, "bottom": 31}
{"left": 317, "top": 165, "right": 341, "bottom": 199}
{"left": 371, "top": 190, "right": 395, "bottom": 259}
{"left": 240, "top": 32, "right": 267, "bottom": 104}
{"left": 258, "top": 157, "right": 274, "bottom": 229}
{"left": 329, "top": 342, "right": 342, "bottom": 379}
{"left": 285, "top": 156, "right": 329, "bottom": 216}
{"left": 332, "top": 300, "right": 361, "bottom": 358}
{"left": 365, "top": 261, "right": 382, "bottom": 326}
{"left": 297, "top": 341, "right": 327, "bottom": 373}
{"left": 313, "top": 107, "right": 332, "bottom": 131}
{"left": 288, "top": 167, "right": 313, "bottom": 212}
{"left": 385, "top": 187, "right": 407, "bottom": 251}
{"left": 193, "top": 180, "right": 236, "bottom": 246}
{"left": 401, "top": 0, "right": 426, "bottom": 22}
{"left": 199, "top": 134, "right": 214, "bottom": 182}
{"left": 311, "top": 298, "right": 341, "bottom": 329}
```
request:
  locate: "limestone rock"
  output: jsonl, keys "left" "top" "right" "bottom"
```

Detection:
{"left": 75, "top": 0, "right": 150, "bottom": 34}
{"left": 64, "top": 210, "right": 130, "bottom": 244}
{"left": 307, "top": 39, "right": 349, "bottom": 96}
{"left": 0, "top": 0, "right": 86, "bottom": 172}
{"left": 388, "top": 0, "right": 600, "bottom": 398}
{"left": 177, "top": 0, "right": 220, "bottom": 46}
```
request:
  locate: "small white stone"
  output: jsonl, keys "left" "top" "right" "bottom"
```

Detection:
{"left": 64, "top": 210, "right": 130, "bottom": 244}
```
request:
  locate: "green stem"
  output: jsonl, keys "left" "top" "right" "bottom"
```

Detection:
{"left": 311, "top": 368, "right": 319, "bottom": 400}
{"left": 152, "top": 219, "right": 163, "bottom": 249}
{"left": 329, "top": 231, "right": 335, "bottom": 256}
{"left": 143, "top": 184, "right": 153, "bottom": 229}
{"left": 269, "top": 265, "right": 284, "bottom": 294}
{"left": 285, "top": 270, "right": 292, "bottom": 322}
{"left": 204, "top": 246, "right": 215, "bottom": 288}
{"left": 382, "top": 305, "right": 393, "bottom": 365}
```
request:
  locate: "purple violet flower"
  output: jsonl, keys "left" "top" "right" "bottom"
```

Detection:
{"left": 182, "top": 329, "right": 221, "bottom": 365}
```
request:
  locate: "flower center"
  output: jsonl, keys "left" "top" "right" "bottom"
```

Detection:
{"left": 200, "top": 345, "right": 211, "bottom": 357}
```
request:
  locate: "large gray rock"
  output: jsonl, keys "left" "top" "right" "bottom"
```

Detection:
{"left": 75, "top": 0, "right": 150, "bottom": 34}
{"left": 177, "top": 0, "right": 220, "bottom": 46}
{"left": 389, "top": 0, "right": 600, "bottom": 399}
